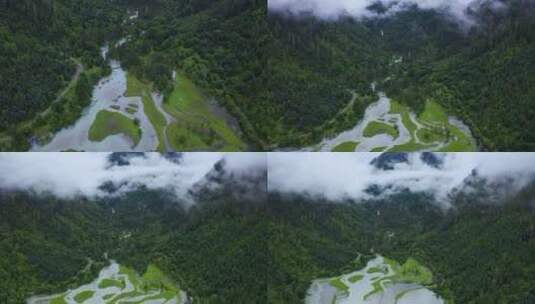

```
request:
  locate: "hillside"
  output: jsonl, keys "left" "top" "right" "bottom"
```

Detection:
{"left": 265, "top": 0, "right": 535, "bottom": 151}
{"left": 267, "top": 188, "right": 535, "bottom": 303}
{"left": 0, "top": 152, "right": 268, "bottom": 303}
{"left": 0, "top": 0, "right": 125, "bottom": 150}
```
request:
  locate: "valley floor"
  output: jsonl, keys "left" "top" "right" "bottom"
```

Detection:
{"left": 308, "top": 92, "right": 476, "bottom": 152}
{"left": 27, "top": 261, "right": 188, "bottom": 304}
{"left": 306, "top": 255, "right": 444, "bottom": 304}
{"left": 2, "top": 41, "right": 245, "bottom": 152}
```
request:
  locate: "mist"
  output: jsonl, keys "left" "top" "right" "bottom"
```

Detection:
{"left": 267, "top": 153, "right": 535, "bottom": 207}
{"left": 0, "top": 153, "right": 266, "bottom": 203}
{"left": 268, "top": 0, "right": 505, "bottom": 24}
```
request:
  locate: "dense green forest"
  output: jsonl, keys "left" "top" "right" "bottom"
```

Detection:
{"left": 383, "top": 0, "right": 535, "bottom": 151}
{"left": 265, "top": 0, "right": 535, "bottom": 150}
{"left": 113, "top": 0, "right": 268, "bottom": 148}
{"left": 262, "top": 15, "right": 387, "bottom": 147}
{"left": 267, "top": 187, "right": 535, "bottom": 303}
{"left": 1, "top": 0, "right": 268, "bottom": 150}
{"left": 0, "top": 0, "right": 125, "bottom": 150}
{"left": 0, "top": 189, "right": 267, "bottom": 304}
{"left": 1, "top": 0, "right": 535, "bottom": 150}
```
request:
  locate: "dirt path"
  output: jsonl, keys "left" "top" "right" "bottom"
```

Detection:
{"left": 151, "top": 92, "right": 176, "bottom": 152}
{"left": 40, "top": 58, "right": 84, "bottom": 118}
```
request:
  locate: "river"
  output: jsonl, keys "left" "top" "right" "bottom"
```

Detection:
{"left": 305, "top": 256, "right": 444, "bottom": 304}
{"left": 26, "top": 261, "right": 188, "bottom": 304}
{"left": 31, "top": 43, "right": 159, "bottom": 152}
{"left": 307, "top": 92, "right": 475, "bottom": 152}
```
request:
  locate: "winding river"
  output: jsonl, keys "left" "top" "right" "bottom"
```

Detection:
{"left": 26, "top": 261, "right": 188, "bottom": 304}
{"left": 307, "top": 92, "right": 475, "bottom": 152}
{"left": 31, "top": 44, "right": 159, "bottom": 152}
{"left": 305, "top": 256, "right": 444, "bottom": 304}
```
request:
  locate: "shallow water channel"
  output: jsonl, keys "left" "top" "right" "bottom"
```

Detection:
{"left": 305, "top": 256, "right": 444, "bottom": 304}
{"left": 26, "top": 261, "right": 187, "bottom": 304}
{"left": 307, "top": 92, "right": 475, "bottom": 152}
{"left": 31, "top": 44, "right": 159, "bottom": 152}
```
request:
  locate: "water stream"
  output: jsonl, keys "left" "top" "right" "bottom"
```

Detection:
{"left": 31, "top": 44, "right": 159, "bottom": 152}
{"left": 306, "top": 92, "right": 475, "bottom": 152}
{"left": 312, "top": 93, "right": 410, "bottom": 152}
{"left": 305, "top": 256, "right": 444, "bottom": 304}
{"left": 26, "top": 261, "right": 187, "bottom": 304}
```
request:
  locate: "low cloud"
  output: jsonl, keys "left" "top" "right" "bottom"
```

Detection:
{"left": 0, "top": 153, "right": 266, "bottom": 203}
{"left": 268, "top": 153, "right": 535, "bottom": 207}
{"left": 268, "top": 0, "right": 505, "bottom": 24}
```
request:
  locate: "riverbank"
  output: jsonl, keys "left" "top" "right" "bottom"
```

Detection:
{"left": 305, "top": 92, "right": 476, "bottom": 152}
{"left": 306, "top": 255, "right": 444, "bottom": 304}
{"left": 27, "top": 261, "right": 189, "bottom": 304}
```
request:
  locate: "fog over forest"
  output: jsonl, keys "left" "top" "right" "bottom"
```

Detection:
{"left": 268, "top": 153, "right": 535, "bottom": 206}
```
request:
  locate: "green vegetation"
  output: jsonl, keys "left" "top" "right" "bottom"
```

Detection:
{"left": 50, "top": 296, "right": 67, "bottom": 304}
{"left": 162, "top": 74, "right": 245, "bottom": 151}
{"left": 88, "top": 110, "right": 141, "bottom": 147}
{"left": 420, "top": 100, "right": 448, "bottom": 125}
{"left": 3, "top": 0, "right": 535, "bottom": 151}
{"left": 348, "top": 274, "right": 364, "bottom": 283}
{"left": 418, "top": 100, "right": 475, "bottom": 151}
{"left": 115, "top": 0, "right": 262, "bottom": 148}
{"left": 387, "top": 99, "right": 475, "bottom": 152}
{"left": 141, "top": 264, "right": 177, "bottom": 292}
{"left": 394, "top": 258, "right": 433, "bottom": 285}
{"left": 364, "top": 278, "right": 387, "bottom": 300}
{"left": 73, "top": 290, "right": 94, "bottom": 303}
{"left": 125, "top": 73, "right": 166, "bottom": 151}
{"left": 367, "top": 266, "right": 385, "bottom": 274}
{"left": 98, "top": 278, "right": 124, "bottom": 289}
{"left": 363, "top": 121, "right": 399, "bottom": 139}
{"left": 266, "top": 1, "right": 535, "bottom": 150}
{"left": 388, "top": 100, "right": 430, "bottom": 152}
{"left": 41, "top": 263, "right": 180, "bottom": 304}
{"left": 395, "top": 288, "right": 421, "bottom": 302}
{"left": 417, "top": 128, "right": 444, "bottom": 144}
{"left": 332, "top": 141, "right": 359, "bottom": 152}
{"left": 0, "top": 1, "right": 125, "bottom": 151}
{"left": 0, "top": 184, "right": 267, "bottom": 303}
{"left": 439, "top": 125, "right": 474, "bottom": 152}
{"left": 371, "top": 146, "right": 387, "bottom": 152}
{"left": 265, "top": 13, "right": 382, "bottom": 147}
{"left": 329, "top": 278, "right": 348, "bottom": 293}
{"left": 382, "top": 4, "right": 535, "bottom": 151}
{"left": 268, "top": 187, "right": 535, "bottom": 303}
{"left": 125, "top": 107, "right": 137, "bottom": 115}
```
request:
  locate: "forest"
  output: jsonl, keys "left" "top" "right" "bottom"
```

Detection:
{"left": 265, "top": 0, "right": 535, "bottom": 150}
{"left": 267, "top": 186, "right": 535, "bottom": 303}
{"left": 0, "top": 0, "right": 125, "bottom": 150}
{"left": 3, "top": 0, "right": 534, "bottom": 151}
{"left": 0, "top": 188, "right": 268, "bottom": 304}
{"left": 3, "top": 175, "right": 534, "bottom": 303}
{"left": 383, "top": 0, "right": 535, "bottom": 151}
{"left": 0, "top": 0, "right": 269, "bottom": 151}
{"left": 113, "top": 0, "right": 268, "bottom": 148}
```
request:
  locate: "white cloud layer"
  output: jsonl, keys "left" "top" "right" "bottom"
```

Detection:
{"left": 268, "top": 153, "right": 535, "bottom": 206}
{"left": 0, "top": 153, "right": 266, "bottom": 201}
{"left": 268, "top": 0, "right": 502, "bottom": 23}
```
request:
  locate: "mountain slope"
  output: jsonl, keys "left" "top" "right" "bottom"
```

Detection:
{"left": 266, "top": 0, "right": 535, "bottom": 150}
{"left": 267, "top": 186, "right": 535, "bottom": 303}
{"left": 0, "top": 0, "right": 125, "bottom": 150}
{"left": 0, "top": 153, "right": 268, "bottom": 303}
